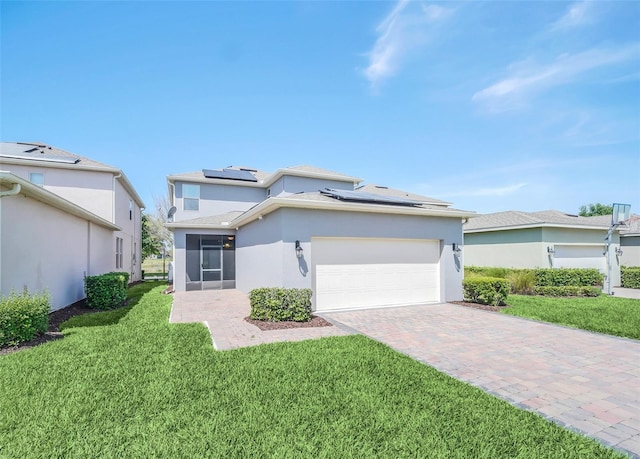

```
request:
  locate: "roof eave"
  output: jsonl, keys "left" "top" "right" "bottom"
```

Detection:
{"left": 116, "top": 172, "right": 145, "bottom": 209}
{"left": 231, "top": 196, "right": 475, "bottom": 229}
{"left": 166, "top": 174, "right": 265, "bottom": 188}
{"left": 0, "top": 156, "right": 119, "bottom": 174}
{"left": 464, "top": 222, "right": 615, "bottom": 233}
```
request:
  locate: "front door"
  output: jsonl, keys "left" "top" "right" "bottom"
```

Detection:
{"left": 185, "top": 234, "right": 236, "bottom": 291}
{"left": 201, "top": 245, "right": 222, "bottom": 289}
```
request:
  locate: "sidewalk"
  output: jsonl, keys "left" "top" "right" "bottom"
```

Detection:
{"left": 169, "top": 289, "right": 353, "bottom": 350}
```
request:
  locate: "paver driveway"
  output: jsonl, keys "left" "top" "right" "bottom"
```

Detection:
{"left": 322, "top": 303, "right": 640, "bottom": 458}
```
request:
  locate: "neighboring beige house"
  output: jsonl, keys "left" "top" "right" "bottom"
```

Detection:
{"left": 166, "top": 165, "right": 475, "bottom": 312}
{"left": 463, "top": 210, "right": 623, "bottom": 290}
{"left": 620, "top": 215, "right": 640, "bottom": 267}
{"left": 0, "top": 142, "right": 144, "bottom": 310}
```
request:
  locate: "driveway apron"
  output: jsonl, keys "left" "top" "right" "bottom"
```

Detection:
{"left": 321, "top": 303, "right": 640, "bottom": 457}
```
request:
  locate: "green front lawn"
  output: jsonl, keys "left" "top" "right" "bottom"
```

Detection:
{"left": 504, "top": 295, "right": 640, "bottom": 340}
{"left": 0, "top": 283, "right": 621, "bottom": 458}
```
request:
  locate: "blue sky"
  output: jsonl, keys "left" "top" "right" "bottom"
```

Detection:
{"left": 2, "top": 1, "right": 639, "bottom": 215}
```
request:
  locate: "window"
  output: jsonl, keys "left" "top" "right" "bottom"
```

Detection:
{"left": 129, "top": 199, "right": 133, "bottom": 220}
{"left": 116, "top": 237, "right": 123, "bottom": 269}
{"left": 267, "top": 188, "right": 271, "bottom": 197}
{"left": 183, "top": 184, "right": 200, "bottom": 211}
{"left": 29, "top": 173, "right": 44, "bottom": 186}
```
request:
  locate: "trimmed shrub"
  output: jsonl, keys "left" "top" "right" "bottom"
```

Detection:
{"left": 532, "top": 286, "right": 601, "bottom": 297}
{"left": 85, "top": 272, "right": 129, "bottom": 310}
{"left": 621, "top": 266, "right": 640, "bottom": 289}
{"left": 534, "top": 268, "right": 603, "bottom": 287}
{"left": 507, "top": 270, "right": 535, "bottom": 295}
{"left": 462, "top": 277, "right": 510, "bottom": 306}
{"left": 249, "top": 288, "right": 312, "bottom": 322}
{"left": 465, "top": 266, "right": 511, "bottom": 279}
{"left": 0, "top": 291, "right": 50, "bottom": 346}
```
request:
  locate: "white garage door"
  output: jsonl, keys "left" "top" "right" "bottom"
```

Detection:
{"left": 313, "top": 237, "right": 441, "bottom": 312}
{"left": 554, "top": 245, "right": 606, "bottom": 272}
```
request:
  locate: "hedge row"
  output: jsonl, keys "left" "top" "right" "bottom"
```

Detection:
{"left": 249, "top": 288, "right": 312, "bottom": 322}
{"left": 532, "top": 286, "right": 601, "bottom": 297}
{"left": 534, "top": 268, "right": 603, "bottom": 287}
{"left": 621, "top": 266, "right": 640, "bottom": 289}
{"left": 462, "top": 277, "right": 510, "bottom": 306}
{"left": 466, "top": 267, "right": 603, "bottom": 287}
{"left": 0, "top": 291, "right": 50, "bottom": 347}
{"left": 84, "top": 272, "right": 129, "bottom": 310}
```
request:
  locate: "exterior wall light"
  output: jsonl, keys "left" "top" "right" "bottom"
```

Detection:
{"left": 452, "top": 243, "right": 462, "bottom": 255}
{"left": 295, "top": 240, "right": 303, "bottom": 258}
{"left": 615, "top": 247, "right": 623, "bottom": 256}
{"left": 547, "top": 246, "right": 555, "bottom": 254}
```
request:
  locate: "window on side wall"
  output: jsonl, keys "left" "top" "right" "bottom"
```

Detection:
{"left": 116, "top": 237, "right": 123, "bottom": 269}
{"left": 29, "top": 172, "right": 44, "bottom": 186}
{"left": 183, "top": 184, "right": 200, "bottom": 211}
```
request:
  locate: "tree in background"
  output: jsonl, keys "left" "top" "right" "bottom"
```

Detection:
{"left": 142, "top": 213, "right": 162, "bottom": 259}
{"left": 579, "top": 203, "right": 613, "bottom": 217}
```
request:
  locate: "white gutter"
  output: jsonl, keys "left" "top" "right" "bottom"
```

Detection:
{"left": 112, "top": 172, "right": 122, "bottom": 223}
{"left": 0, "top": 183, "right": 21, "bottom": 197}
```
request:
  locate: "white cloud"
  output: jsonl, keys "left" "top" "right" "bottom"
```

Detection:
{"left": 472, "top": 44, "right": 640, "bottom": 111}
{"left": 363, "top": 1, "right": 453, "bottom": 89}
{"left": 550, "top": 1, "right": 596, "bottom": 32}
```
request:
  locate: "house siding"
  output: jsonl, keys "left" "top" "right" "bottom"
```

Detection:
{"left": 114, "top": 179, "right": 143, "bottom": 282}
{"left": 0, "top": 194, "right": 114, "bottom": 311}
{"left": 173, "top": 181, "right": 265, "bottom": 221}
{"left": 6, "top": 164, "right": 113, "bottom": 221}
{"left": 621, "top": 236, "right": 640, "bottom": 268}
{"left": 464, "top": 229, "right": 544, "bottom": 268}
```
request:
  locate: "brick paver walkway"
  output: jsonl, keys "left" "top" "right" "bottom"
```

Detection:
{"left": 170, "top": 290, "right": 353, "bottom": 350}
{"left": 322, "top": 303, "right": 640, "bottom": 458}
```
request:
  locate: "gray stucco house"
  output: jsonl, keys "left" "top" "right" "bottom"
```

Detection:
{"left": 166, "top": 166, "right": 475, "bottom": 312}
{"left": 620, "top": 215, "right": 640, "bottom": 267}
{"left": 463, "top": 210, "right": 625, "bottom": 290}
{"left": 0, "top": 142, "right": 145, "bottom": 310}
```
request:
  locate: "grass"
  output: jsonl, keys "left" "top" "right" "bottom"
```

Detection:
{"left": 503, "top": 295, "right": 640, "bottom": 340}
{"left": 0, "top": 283, "right": 623, "bottom": 458}
{"left": 141, "top": 257, "right": 171, "bottom": 277}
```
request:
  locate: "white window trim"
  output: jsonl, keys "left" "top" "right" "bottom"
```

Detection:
{"left": 183, "top": 184, "right": 200, "bottom": 211}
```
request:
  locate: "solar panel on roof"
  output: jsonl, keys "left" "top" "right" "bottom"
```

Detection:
{"left": 320, "top": 188, "right": 422, "bottom": 207}
{"left": 202, "top": 168, "right": 258, "bottom": 182}
{"left": 0, "top": 152, "right": 80, "bottom": 164}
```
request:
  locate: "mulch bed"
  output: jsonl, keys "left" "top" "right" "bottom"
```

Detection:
{"left": 449, "top": 301, "right": 510, "bottom": 312}
{"left": 0, "top": 299, "right": 103, "bottom": 357}
{"left": 244, "top": 315, "right": 333, "bottom": 331}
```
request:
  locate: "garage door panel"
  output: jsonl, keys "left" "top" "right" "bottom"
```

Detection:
{"left": 554, "top": 245, "right": 605, "bottom": 271}
{"left": 313, "top": 238, "right": 441, "bottom": 311}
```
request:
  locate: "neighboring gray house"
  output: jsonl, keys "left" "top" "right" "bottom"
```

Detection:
{"left": 0, "top": 142, "right": 145, "bottom": 310}
{"left": 166, "top": 166, "right": 475, "bottom": 312}
{"left": 620, "top": 215, "right": 640, "bottom": 267}
{"left": 463, "top": 210, "right": 623, "bottom": 289}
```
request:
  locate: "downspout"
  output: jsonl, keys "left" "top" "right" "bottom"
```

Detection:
{"left": 112, "top": 172, "right": 122, "bottom": 223}
{"left": 0, "top": 183, "right": 21, "bottom": 198}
